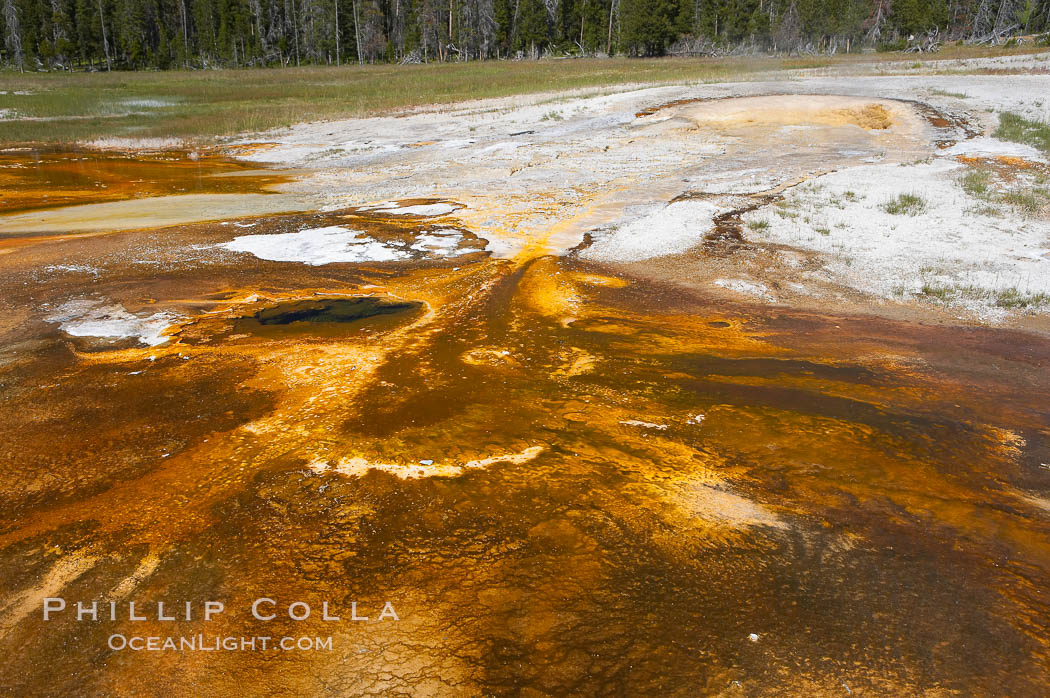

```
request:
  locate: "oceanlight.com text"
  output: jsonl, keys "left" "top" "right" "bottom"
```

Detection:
{"left": 107, "top": 634, "right": 333, "bottom": 652}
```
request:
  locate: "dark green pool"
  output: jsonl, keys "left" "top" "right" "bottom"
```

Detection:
{"left": 234, "top": 297, "right": 423, "bottom": 336}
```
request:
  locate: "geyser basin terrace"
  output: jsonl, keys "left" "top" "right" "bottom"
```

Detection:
{"left": 1, "top": 53, "right": 1050, "bottom": 696}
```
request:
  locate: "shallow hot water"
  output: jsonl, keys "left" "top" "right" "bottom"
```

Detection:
{"left": 0, "top": 147, "right": 289, "bottom": 215}
{"left": 232, "top": 298, "right": 424, "bottom": 338}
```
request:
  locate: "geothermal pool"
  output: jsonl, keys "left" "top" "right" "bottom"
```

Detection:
{"left": 2, "top": 85, "right": 1050, "bottom": 696}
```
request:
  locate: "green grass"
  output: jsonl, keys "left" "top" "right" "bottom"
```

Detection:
{"left": 995, "top": 112, "right": 1050, "bottom": 155}
{"left": 882, "top": 192, "right": 927, "bottom": 215}
{"left": 959, "top": 165, "right": 1048, "bottom": 218}
{"left": 995, "top": 288, "right": 1050, "bottom": 309}
{"left": 919, "top": 282, "right": 955, "bottom": 302}
{"left": 960, "top": 169, "right": 992, "bottom": 198}
{"left": 929, "top": 88, "right": 968, "bottom": 98}
{"left": 968, "top": 204, "right": 1004, "bottom": 217}
{"left": 0, "top": 44, "right": 1045, "bottom": 146}
{"left": 747, "top": 219, "right": 770, "bottom": 231}
{"left": 1000, "top": 190, "right": 1044, "bottom": 217}
{"left": 0, "top": 57, "right": 821, "bottom": 145}
{"left": 918, "top": 282, "right": 1050, "bottom": 309}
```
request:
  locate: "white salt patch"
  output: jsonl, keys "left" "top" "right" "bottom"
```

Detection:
{"left": 46, "top": 299, "right": 176, "bottom": 346}
{"left": 410, "top": 229, "right": 481, "bottom": 256}
{"left": 675, "top": 481, "right": 788, "bottom": 530}
{"left": 220, "top": 225, "right": 408, "bottom": 265}
{"left": 742, "top": 158, "right": 1050, "bottom": 319}
{"left": 375, "top": 203, "right": 458, "bottom": 217}
{"left": 86, "top": 137, "right": 183, "bottom": 150}
{"left": 714, "top": 279, "right": 776, "bottom": 301}
{"left": 313, "top": 446, "right": 544, "bottom": 480}
{"left": 121, "top": 98, "right": 176, "bottom": 108}
{"left": 338, "top": 141, "right": 402, "bottom": 154}
{"left": 620, "top": 420, "right": 669, "bottom": 430}
{"left": 411, "top": 231, "right": 462, "bottom": 252}
{"left": 944, "top": 137, "right": 1046, "bottom": 161}
{"left": 478, "top": 141, "right": 525, "bottom": 154}
{"left": 582, "top": 200, "right": 723, "bottom": 262}
{"left": 44, "top": 264, "right": 99, "bottom": 276}
{"left": 438, "top": 139, "right": 476, "bottom": 149}
{"left": 483, "top": 237, "right": 517, "bottom": 257}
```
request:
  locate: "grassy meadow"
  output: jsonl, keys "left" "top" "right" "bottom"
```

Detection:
{"left": 0, "top": 44, "right": 1046, "bottom": 146}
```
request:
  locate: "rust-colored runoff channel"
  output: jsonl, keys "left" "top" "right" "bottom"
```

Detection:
{"left": 0, "top": 158, "right": 1049, "bottom": 697}
{"left": 0, "top": 147, "right": 289, "bottom": 215}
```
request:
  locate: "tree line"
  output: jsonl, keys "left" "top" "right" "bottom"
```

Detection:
{"left": 1, "top": 0, "right": 1048, "bottom": 71}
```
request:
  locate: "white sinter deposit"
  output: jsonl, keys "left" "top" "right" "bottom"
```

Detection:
{"left": 714, "top": 279, "right": 776, "bottom": 301}
{"left": 221, "top": 225, "right": 480, "bottom": 265}
{"left": 582, "top": 200, "right": 725, "bottom": 262}
{"left": 741, "top": 158, "right": 1050, "bottom": 317}
{"left": 944, "top": 137, "right": 1048, "bottom": 161}
{"left": 361, "top": 202, "right": 460, "bottom": 216}
{"left": 309, "top": 446, "right": 544, "bottom": 480}
{"left": 227, "top": 55, "right": 1050, "bottom": 321}
{"left": 221, "top": 225, "right": 409, "bottom": 265}
{"left": 46, "top": 300, "right": 176, "bottom": 346}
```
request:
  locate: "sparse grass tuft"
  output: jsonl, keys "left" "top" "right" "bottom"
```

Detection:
{"left": 919, "top": 282, "right": 954, "bottom": 301}
{"left": 882, "top": 192, "right": 927, "bottom": 215}
{"left": 995, "top": 112, "right": 1050, "bottom": 155}
{"left": 917, "top": 282, "right": 1050, "bottom": 309}
{"left": 961, "top": 169, "right": 992, "bottom": 198}
{"left": 1000, "top": 190, "right": 1044, "bottom": 217}
{"left": 929, "top": 89, "right": 967, "bottom": 98}
{"left": 968, "top": 204, "right": 1004, "bottom": 217}
{"left": 747, "top": 219, "right": 770, "bottom": 231}
{"left": 996, "top": 288, "right": 1050, "bottom": 309}
{"left": 958, "top": 164, "right": 1048, "bottom": 217}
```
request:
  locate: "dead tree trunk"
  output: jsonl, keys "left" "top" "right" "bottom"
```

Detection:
{"left": 291, "top": 0, "right": 302, "bottom": 65}
{"left": 2, "top": 0, "right": 23, "bottom": 72}
{"left": 179, "top": 0, "right": 189, "bottom": 66}
{"left": 579, "top": 0, "right": 585, "bottom": 50}
{"left": 334, "top": 0, "right": 341, "bottom": 64}
{"left": 352, "top": 0, "right": 363, "bottom": 64}
{"left": 97, "top": 0, "right": 111, "bottom": 71}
